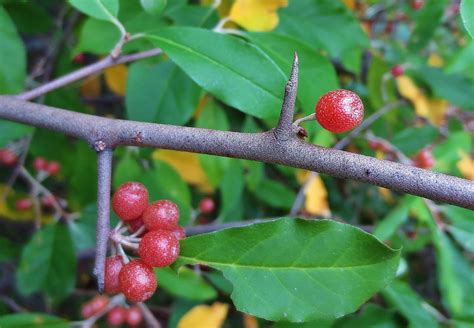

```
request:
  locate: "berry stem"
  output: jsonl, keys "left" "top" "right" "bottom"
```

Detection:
{"left": 274, "top": 53, "right": 298, "bottom": 141}
{"left": 293, "top": 113, "right": 315, "bottom": 127}
{"left": 129, "top": 225, "right": 145, "bottom": 238}
{"left": 94, "top": 147, "right": 113, "bottom": 293}
{"left": 119, "top": 239, "right": 139, "bottom": 250}
{"left": 137, "top": 302, "right": 162, "bottom": 328}
{"left": 116, "top": 243, "right": 130, "bottom": 264}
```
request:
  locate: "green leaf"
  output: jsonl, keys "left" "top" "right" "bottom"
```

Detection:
{"left": 409, "top": 0, "right": 447, "bottom": 51}
{"left": 333, "top": 304, "right": 397, "bottom": 328}
{"left": 175, "top": 218, "right": 400, "bottom": 322}
{"left": 69, "top": 0, "right": 119, "bottom": 22}
{"left": 382, "top": 280, "right": 440, "bottom": 328}
{"left": 126, "top": 60, "right": 201, "bottom": 125}
{"left": 391, "top": 125, "right": 439, "bottom": 156}
{"left": 166, "top": 4, "right": 218, "bottom": 28}
{"left": 68, "top": 204, "right": 97, "bottom": 252}
{"left": 0, "top": 313, "right": 69, "bottom": 328}
{"left": 442, "top": 205, "right": 474, "bottom": 253}
{"left": 373, "top": 196, "right": 415, "bottom": 241}
{"left": 140, "top": 0, "right": 166, "bottom": 16}
{"left": 74, "top": 18, "right": 119, "bottom": 55}
{"left": 275, "top": 0, "right": 369, "bottom": 57}
{"left": 252, "top": 179, "right": 295, "bottom": 210}
{"left": 0, "top": 237, "right": 20, "bottom": 263}
{"left": 0, "top": 6, "right": 26, "bottom": 94}
{"left": 461, "top": 0, "right": 474, "bottom": 38}
{"left": 17, "top": 223, "right": 77, "bottom": 300}
{"left": 432, "top": 131, "right": 471, "bottom": 174}
{"left": 113, "top": 152, "right": 142, "bottom": 189}
{"left": 205, "top": 271, "right": 233, "bottom": 294}
{"left": 0, "top": 121, "right": 32, "bottom": 148}
{"left": 246, "top": 32, "right": 339, "bottom": 115}
{"left": 156, "top": 267, "right": 217, "bottom": 301}
{"left": 139, "top": 160, "right": 191, "bottom": 225}
{"left": 146, "top": 27, "right": 287, "bottom": 119}
{"left": 218, "top": 160, "right": 244, "bottom": 222}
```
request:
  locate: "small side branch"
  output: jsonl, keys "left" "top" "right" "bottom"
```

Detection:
{"left": 94, "top": 147, "right": 113, "bottom": 292}
{"left": 274, "top": 53, "right": 298, "bottom": 141}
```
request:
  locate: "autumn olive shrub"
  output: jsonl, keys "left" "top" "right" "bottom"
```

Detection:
{"left": 0, "top": 0, "right": 474, "bottom": 327}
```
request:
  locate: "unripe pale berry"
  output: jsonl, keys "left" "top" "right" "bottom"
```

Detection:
{"left": 112, "top": 182, "right": 149, "bottom": 221}
{"left": 119, "top": 260, "right": 157, "bottom": 302}
{"left": 104, "top": 255, "right": 124, "bottom": 294}
{"left": 16, "top": 198, "right": 32, "bottom": 211}
{"left": 142, "top": 200, "right": 179, "bottom": 231}
{"left": 315, "top": 89, "right": 364, "bottom": 133}
{"left": 199, "top": 198, "right": 215, "bottom": 214}
{"left": 107, "top": 306, "right": 126, "bottom": 326}
{"left": 126, "top": 306, "right": 143, "bottom": 326}
{"left": 46, "top": 161, "right": 61, "bottom": 175}
{"left": 33, "top": 157, "right": 48, "bottom": 171}
{"left": 172, "top": 226, "right": 186, "bottom": 240}
{"left": 391, "top": 65, "right": 404, "bottom": 77}
{"left": 138, "top": 230, "right": 180, "bottom": 267}
{"left": 0, "top": 149, "right": 17, "bottom": 166}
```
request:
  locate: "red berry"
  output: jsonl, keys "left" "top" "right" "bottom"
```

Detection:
{"left": 391, "top": 65, "right": 404, "bottom": 77}
{"left": 15, "top": 198, "right": 32, "bottom": 211}
{"left": 172, "top": 226, "right": 186, "bottom": 240}
{"left": 33, "top": 157, "right": 48, "bottom": 171}
{"left": 40, "top": 195, "right": 56, "bottom": 208}
{"left": 0, "top": 149, "right": 17, "bottom": 166}
{"left": 126, "top": 306, "right": 143, "bottom": 326}
{"left": 127, "top": 217, "right": 145, "bottom": 234}
{"left": 73, "top": 53, "right": 85, "bottom": 64}
{"left": 89, "top": 295, "right": 109, "bottom": 314}
{"left": 46, "top": 161, "right": 61, "bottom": 175}
{"left": 315, "top": 89, "right": 364, "bottom": 133}
{"left": 119, "top": 260, "right": 157, "bottom": 302}
{"left": 80, "top": 303, "right": 94, "bottom": 318}
{"left": 412, "top": 0, "right": 424, "bottom": 10}
{"left": 138, "top": 230, "right": 180, "bottom": 267}
{"left": 104, "top": 255, "right": 124, "bottom": 294}
{"left": 412, "top": 148, "right": 435, "bottom": 169}
{"left": 107, "top": 306, "right": 126, "bottom": 326}
{"left": 112, "top": 182, "right": 149, "bottom": 221}
{"left": 199, "top": 198, "right": 215, "bottom": 214}
{"left": 142, "top": 200, "right": 179, "bottom": 231}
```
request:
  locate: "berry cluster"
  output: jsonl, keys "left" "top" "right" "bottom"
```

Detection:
{"left": 106, "top": 182, "right": 185, "bottom": 302}
{"left": 33, "top": 156, "right": 61, "bottom": 175}
{"left": 80, "top": 295, "right": 143, "bottom": 327}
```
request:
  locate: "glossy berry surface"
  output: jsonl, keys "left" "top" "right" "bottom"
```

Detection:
{"left": 412, "top": 148, "right": 435, "bottom": 169}
{"left": 390, "top": 65, "right": 404, "bottom": 77}
{"left": 199, "top": 198, "right": 215, "bottom": 214}
{"left": 104, "top": 255, "right": 124, "bottom": 294}
{"left": 107, "top": 306, "right": 126, "bottom": 326}
{"left": 112, "top": 182, "right": 149, "bottom": 221}
{"left": 126, "top": 306, "right": 143, "bottom": 326}
{"left": 315, "top": 89, "right": 364, "bottom": 133}
{"left": 0, "top": 149, "right": 17, "bottom": 166}
{"left": 46, "top": 161, "right": 61, "bottom": 175}
{"left": 172, "top": 226, "right": 186, "bottom": 240}
{"left": 16, "top": 198, "right": 32, "bottom": 211}
{"left": 119, "top": 260, "right": 157, "bottom": 302}
{"left": 142, "top": 200, "right": 179, "bottom": 231}
{"left": 138, "top": 230, "right": 180, "bottom": 267}
{"left": 33, "top": 157, "right": 48, "bottom": 171}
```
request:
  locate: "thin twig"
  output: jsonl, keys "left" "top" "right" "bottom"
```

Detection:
{"left": 137, "top": 303, "right": 161, "bottom": 328}
{"left": 94, "top": 148, "right": 113, "bottom": 292}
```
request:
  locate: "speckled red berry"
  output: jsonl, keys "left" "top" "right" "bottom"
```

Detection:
{"left": 33, "top": 157, "right": 48, "bottom": 171}
{"left": 412, "top": 148, "right": 435, "bottom": 169}
{"left": 126, "top": 306, "right": 143, "bottom": 326}
{"left": 40, "top": 195, "right": 56, "bottom": 208}
{"left": 412, "top": 0, "right": 424, "bottom": 10}
{"left": 46, "top": 161, "right": 61, "bottom": 175}
{"left": 139, "top": 230, "right": 180, "bottom": 267}
{"left": 112, "top": 182, "right": 149, "bottom": 221}
{"left": 104, "top": 255, "right": 124, "bottom": 294}
{"left": 119, "top": 260, "right": 157, "bottom": 302}
{"left": 199, "top": 198, "right": 215, "bottom": 214}
{"left": 172, "top": 226, "right": 186, "bottom": 240}
{"left": 16, "top": 198, "right": 32, "bottom": 211}
{"left": 142, "top": 200, "right": 179, "bottom": 231}
{"left": 315, "top": 89, "right": 364, "bottom": 133}
{"left": 0, "top": 149, "right": 17, "bottom": 166}
{"left": 391, "top": 65, "right": 404, "bottom": 77}
{"left": 107, "top": 306, "right": 126, "bottom": 326}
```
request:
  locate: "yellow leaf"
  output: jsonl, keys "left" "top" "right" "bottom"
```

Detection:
{"left": 428, "top": 53, "right": 444, "bottom": 67}
{"left": 152, "top": 150, "right": 214, "bottom": 193}
{"left": 457, "top": 150, "right": 474, "bottom": 180}
{"left": 229, "top": 0, "right": 288, "bottom": 32}
{"left": 296, "top": 170, "right": 330, "bottom": 217}
{"left": 378, "top": 187, "right": 393, "bottom": 202}
{"left": 104, "top": 64, "right": 128, "bottom": 96}
{"left": 193, "top": 93, "right": 210, "bottom": 119}
{"left": 178, "top": 302, "right": 229, "bottom": 328}
{"left": 243, "top": 314, "right": 258, "bottom": 328}
{"left": 396, "top": 76, "right": 447, "bottom": 126}
{"left": 342, "top": 0, "right": 356, "bottom": 9}
{"left": 80, "top": 75, "right": 101, "bottom": 98}
{"left": 0, "top": 185, "right": 54, "bottom": 223}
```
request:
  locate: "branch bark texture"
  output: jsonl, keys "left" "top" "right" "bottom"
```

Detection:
{"left": 1, "top": 96, "right": 473, "bottom": 209}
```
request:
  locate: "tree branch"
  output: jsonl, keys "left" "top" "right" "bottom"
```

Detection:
{"left": 17, "top": 48, "right": 162, "bottom": 101}
{"left": 1, "top": 96, "right": 473, "bottom": 209}
{"left": 94, "top": 147, "right": 113, "bottom": 292}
